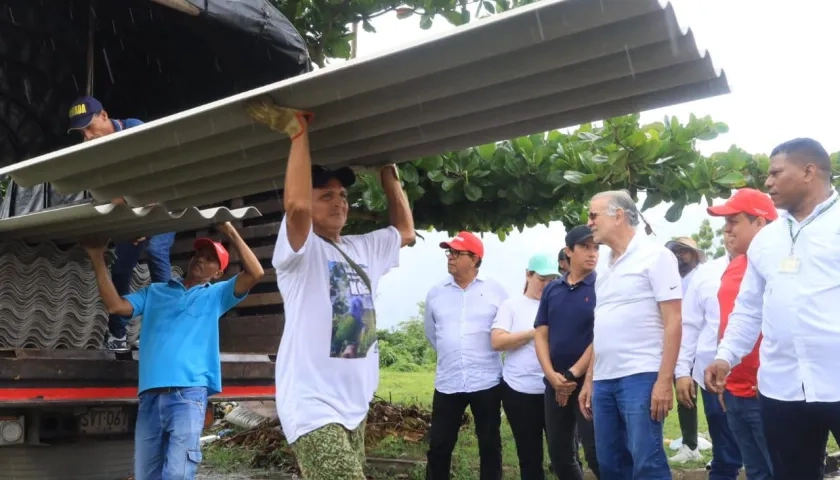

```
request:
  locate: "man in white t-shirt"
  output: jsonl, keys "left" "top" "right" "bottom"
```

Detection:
{"left": 255, "top": 105, "right": 415, "bottom": 480}
{"left": 424, "top": 232, "right": 508, "bottom": 480}
{"left": 578, "top": 190, "right": 682, "bottom": 479}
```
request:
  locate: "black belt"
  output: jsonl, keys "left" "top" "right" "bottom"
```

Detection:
{"left": 142, "top": 387, "right": 185, "bottom": 394}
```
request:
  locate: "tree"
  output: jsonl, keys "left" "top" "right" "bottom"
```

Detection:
{"left": 691, "top": 219, "right": 726, "bottom": 260}
{"left": 377, "top": 301, "right": 436, "bottom": 371}
{"left": 269, "top": 0, "right": 537, "bottom": 67}
{"left": 346, "top": 114, "right": 840, "bottom": 236}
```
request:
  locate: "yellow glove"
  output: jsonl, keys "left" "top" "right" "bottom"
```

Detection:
{"left": 245, "top": 97, "right": 313, "bottom": 140}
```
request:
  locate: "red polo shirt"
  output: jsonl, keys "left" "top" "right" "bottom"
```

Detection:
{"left": 717, "top": 255, "right": 761, "bottom": 398}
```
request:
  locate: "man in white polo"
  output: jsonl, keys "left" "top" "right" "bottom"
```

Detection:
{"left": 578, "top": 190, "right": 682, "bottom": 480}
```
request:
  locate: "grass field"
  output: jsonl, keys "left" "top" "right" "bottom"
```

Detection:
{"left": 374, "top": 370, "right": 713, "bottom": 476}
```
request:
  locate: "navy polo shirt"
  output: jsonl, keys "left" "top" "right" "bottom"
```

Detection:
{"left": 534, "top": 271, "right": 596, "bottom": 378}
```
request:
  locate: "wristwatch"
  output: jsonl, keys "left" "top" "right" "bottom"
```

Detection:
{"left": 563, "top": 370, "right": 577, "bottom": 382}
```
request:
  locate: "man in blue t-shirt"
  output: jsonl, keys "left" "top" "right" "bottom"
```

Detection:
{"left": 68, "top": 96, "right": 176, "bottom": 352}
{"left": 82, "top": 222, "right": 264, "bottom": 480}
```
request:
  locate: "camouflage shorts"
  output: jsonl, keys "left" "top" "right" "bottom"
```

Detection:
{"left": 290, "top": 417, "right": 367, "bottom": 480}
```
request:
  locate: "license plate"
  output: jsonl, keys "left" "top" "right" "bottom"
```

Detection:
{"left": 78, "top": 407, "right": 130, "bottom": 435}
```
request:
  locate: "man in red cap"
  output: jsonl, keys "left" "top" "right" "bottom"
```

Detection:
{"left": 424, "top": 231, "right": 509, "bottom": 480}
{"left": 82, "top": 221, "right": 264, "bottom": 479}
{"left": 703, "top": 188, "right": 778, "bottom": 480}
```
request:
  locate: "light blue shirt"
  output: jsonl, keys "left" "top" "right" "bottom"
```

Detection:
{"left": 424, "top": 275, "right": 508, "bottom": 394}
{"left": 125, "top": 276, "right": 246, "bottom": 395}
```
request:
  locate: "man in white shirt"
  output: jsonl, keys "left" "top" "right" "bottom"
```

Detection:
{"left": 260, "top": 106, "right": 415, "bottom": 480}
{"left": 706, "top": 138, "right": 840, "bottom": 480}
{"left": 665, "top": 237, "right": 706, "bottom": 463}
{"left": 669, "top": 238, "right": 743, "bottom": 478}
{"left": 424, "top": 232, "right": 508, "bottom": 480}
{"left": 578, "top": 190, "right": 682, "bottom": 479}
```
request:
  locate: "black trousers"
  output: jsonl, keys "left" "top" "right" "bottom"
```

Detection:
{"left": 426, "top": 384, "right": 503, "bottom": 480}
{"left": 501, "top": 381, "right": 546, "bottom": 480}
{"left": 760, "top": 394, "right": 840, "bottom": 480}
{"left": 544, "top": 383, "right": 599, "bottom": 480}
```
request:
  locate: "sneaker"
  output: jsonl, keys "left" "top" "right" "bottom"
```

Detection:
{"left": 106, "top": 334, "right": 129, "bottom": 352}
{"left": 669, "top": 444, "right": 702, "bottom": 463}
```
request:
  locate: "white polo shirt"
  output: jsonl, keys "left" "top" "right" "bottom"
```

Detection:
{"left": 593, "top": 233, "right": 683, "bottom": 381}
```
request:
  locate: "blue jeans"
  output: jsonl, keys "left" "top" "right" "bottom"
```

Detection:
{"left": 724, "top": 391, "right": 772, "bottom": 479}
{"left": 700, "top": 388, "right": 743, "bottom": 479}
{"left": 109, "top": 232, "right": 176, "bottom": 338}
{"left": 592, "top": 372, "right": 670, "bottom": 480}
{"left": 135, "top": 387, "right": 208, "bottom": 480}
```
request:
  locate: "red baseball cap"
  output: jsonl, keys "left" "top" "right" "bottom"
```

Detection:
{"left": 193, "top": 237, "right": 230, "bottom": 270}
{"left": 439, "top": 231, "right": 484, "bottom": 259}
{"left": 707, "top": 188, "right": 778, "bottom": 221}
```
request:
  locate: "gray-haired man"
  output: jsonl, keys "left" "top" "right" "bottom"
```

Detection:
{"left": 578, "top": 190, "right": 683, "bottom": 479}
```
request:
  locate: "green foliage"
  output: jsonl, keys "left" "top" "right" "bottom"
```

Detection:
{"left": 691, "top": 219, "right": 726, "bottom": 260}
{"left": 377, "top": 302, "right": 436, "bottom": 372}
{"left": 345, "top": 113, "right": 840, "bottom": 236}
{"left": 270, "top": 0, "right": 537, "bottom": 67}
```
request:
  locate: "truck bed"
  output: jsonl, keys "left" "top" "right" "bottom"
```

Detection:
{"left": 0, "top": 349, "right": 274, "bottom": 407}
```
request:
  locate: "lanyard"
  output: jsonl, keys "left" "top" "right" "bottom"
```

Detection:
{"left": 786, "top": 194, "right": 839, "bottom": 254}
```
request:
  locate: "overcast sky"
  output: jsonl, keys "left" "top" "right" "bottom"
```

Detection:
{"left": 345, "top": 0, "right": 840, "bottom": 329}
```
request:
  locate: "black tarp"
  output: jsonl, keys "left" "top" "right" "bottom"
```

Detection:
{"left": 0, "top": 0, "right": 311, "bottom": 218}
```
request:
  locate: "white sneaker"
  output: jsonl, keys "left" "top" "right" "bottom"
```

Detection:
{"left": 669, "top": 444, "right": 702, "bottom": 463}
{"left": 105, "top": 334, "right": 129, "bottom": 352}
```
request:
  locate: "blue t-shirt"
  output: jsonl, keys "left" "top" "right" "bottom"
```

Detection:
{"left": 124, "top": 276, "right": 247, "bottom": 395}
{"left": 533, "top": 271, "right": 596, "bottom": 383}
{"left": 112, "top": 118, "right": 144, "bottom": 131}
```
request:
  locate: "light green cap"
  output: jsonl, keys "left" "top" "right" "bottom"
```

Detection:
{"left": 527, "top": 253, "right": 559, "bottom": 276}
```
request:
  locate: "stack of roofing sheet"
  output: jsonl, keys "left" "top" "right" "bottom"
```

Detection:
{"left": 0, "top": 242, "right": 109, "bottom": 349}
{"left": 0, "top": 241, "right": 182, "bottom": 350}
{"left": 0, "top": 0, "right": 730, "bottom": 212}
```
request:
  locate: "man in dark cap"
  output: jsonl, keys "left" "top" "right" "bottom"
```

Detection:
{"left": 535, "top": 225, "right": 600, "bottom": 480}
{"left": 254, "top": 104, "right": 416, "bottom": 480}
{"left": 68, "top": 95, "right": 176, "bottom": 352}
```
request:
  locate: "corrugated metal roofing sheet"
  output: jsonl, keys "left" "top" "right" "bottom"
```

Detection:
{"left": 0, "top": 203, "right": 261, "bottom": 244}
{"left": 0, "top": 0, "right": 729, "bottom": 210}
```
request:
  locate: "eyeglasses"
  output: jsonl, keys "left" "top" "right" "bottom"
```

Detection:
{"left": 445, "top": 249, "right": 473, "bottom": 258}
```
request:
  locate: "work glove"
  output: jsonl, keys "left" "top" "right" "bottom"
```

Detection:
{"left": 245, "top": 96, "right": 313, "bottom": 140}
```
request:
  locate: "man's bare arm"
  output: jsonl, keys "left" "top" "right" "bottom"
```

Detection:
{"left": 284, "top": 126, "right": 313, "bottom": 252}
{"left": 534, "top": 326, "right": 553, "bottom": 376}
{"left": 218, "top": 223, "right": 265, "bottom": 297}
{"left": 87, "top": 249, "right": 133, "bottom": 317}
{"left": 569, "top": 344, "right": 593, "bottom": 378}
{"left": 658, "top": 299, "right": 683, "bottom": 380}
{"left": 380, "top": 165, "right": 416, "bottom": 247}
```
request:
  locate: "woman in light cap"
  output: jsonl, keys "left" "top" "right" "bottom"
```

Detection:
{"left": 490, "top": 253, "right": 559, "bottom": 480}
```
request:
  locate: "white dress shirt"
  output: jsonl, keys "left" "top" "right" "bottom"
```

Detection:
{"left": 593, "top": 233, "right": 682, "bottom": 381}
{"left": 717, "top": 191, "right": 840, "bottom": 402}
{"left": 676, "top": 255, "right": 729, "bottom": 388}
{"left": 424, "top": 275, "right": 509, "bottom": 394}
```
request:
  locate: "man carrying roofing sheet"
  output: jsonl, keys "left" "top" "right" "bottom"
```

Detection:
{"left": 247, "top": 100, "right": 415, "bottom": 479}
{"left": 82, "top": 222, "right": 263, "bottom": 480}
{"left": 68, "top": 95, "right": 177, "bottom": 352}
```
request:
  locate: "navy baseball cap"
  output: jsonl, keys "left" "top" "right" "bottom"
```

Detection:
{"left": 67, "top": 96, "right": 104, "bottom": 132}
{"left": 565, "top": 225, "right": 594, "bottom": 248}
{"left": 312, "top": 165, "right": 355, "bottom": 188}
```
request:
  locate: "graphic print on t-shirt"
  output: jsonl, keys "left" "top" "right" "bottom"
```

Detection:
{"left": 328, "top": 260, "right": 376, "bottom": 358}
